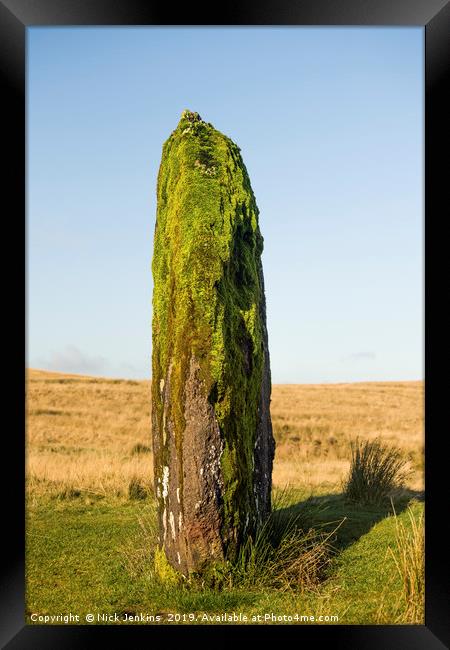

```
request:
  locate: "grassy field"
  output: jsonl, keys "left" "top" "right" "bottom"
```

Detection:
{"left": 26, "top": 369, "right": 424, "bottom": 625}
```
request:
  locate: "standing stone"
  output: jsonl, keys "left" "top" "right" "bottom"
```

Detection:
{"left": 152, "top": 110, "right": 275, "bottom": 575}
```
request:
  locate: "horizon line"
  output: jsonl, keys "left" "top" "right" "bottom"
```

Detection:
{"left": 26, "top": 367, "right": 424, "bottom": 386}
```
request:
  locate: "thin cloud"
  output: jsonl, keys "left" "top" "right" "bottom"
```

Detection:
{"left": 36, "top": 345, "right": 109, "bottom": 376}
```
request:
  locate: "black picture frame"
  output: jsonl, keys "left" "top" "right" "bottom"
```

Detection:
{"left": 2, "top": 0, "right": 449, "bottom": 647}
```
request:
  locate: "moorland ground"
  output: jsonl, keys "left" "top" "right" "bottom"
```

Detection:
{"left": 26, "top": 370, "right": 424, "bottom": 625}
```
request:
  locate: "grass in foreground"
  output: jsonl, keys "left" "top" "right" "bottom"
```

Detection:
{"left": 26, "top": 491, "right": 424, "bottom": 625}
{"left": 388, "top": 505, "right": 424, "bottom": 623}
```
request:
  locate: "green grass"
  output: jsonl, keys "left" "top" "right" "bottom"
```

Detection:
{"left": 26, "top": 492, "right": 424, "bottom": 625}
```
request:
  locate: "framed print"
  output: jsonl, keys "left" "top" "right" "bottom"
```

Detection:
{"left": 1, "top": 0, "right": 449, "bottom": 647}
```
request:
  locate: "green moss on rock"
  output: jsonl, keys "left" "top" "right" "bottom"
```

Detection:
{"left": 154, "top": 547, "right": 180, "bottom": 585}
{"left": 152, "top": 110, "right": 274, "bottom": 572}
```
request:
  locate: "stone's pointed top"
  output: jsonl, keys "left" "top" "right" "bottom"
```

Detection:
{"left": 180, "top": 109, "right": 202, "bottom": 123}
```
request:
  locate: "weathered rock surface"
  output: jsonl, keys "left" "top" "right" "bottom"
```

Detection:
{"left": 152, "top": 110, "right": 275, "bottom": 574}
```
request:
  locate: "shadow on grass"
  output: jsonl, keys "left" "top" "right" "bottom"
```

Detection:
{"left": 273, "top": 488, "right": 425, "bottom": 552}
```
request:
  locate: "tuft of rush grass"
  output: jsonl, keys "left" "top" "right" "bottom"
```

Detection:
{"left": 131, "top": 443, "right": 152, "bottom": 455}
{"left": 226, "top": 513, "right": 342, "bottom": 593}
{"left": 128, "top": 477, "right": 151, "bottom": 501}
{"left": 343, "top": 438, "right": 410, "bottom": 505}
{"left": 223, "top": 488, "right": 346, "bottom": 592}
{"left": 389, "top": 504, "right": 425, "bottom": 623}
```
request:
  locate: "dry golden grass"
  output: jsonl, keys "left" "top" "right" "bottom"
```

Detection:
{"left": 391, "top": 506, "right": 425, "bottom": 623}
{"left": 26, "top": 369, "right": 423, "bottom": 501}
{"left": 272, "top": 382, "right": 423, "bottom": 492}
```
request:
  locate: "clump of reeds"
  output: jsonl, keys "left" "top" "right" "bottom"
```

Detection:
{"left": 344, "top": 438, "right": 409, "bottom": 505}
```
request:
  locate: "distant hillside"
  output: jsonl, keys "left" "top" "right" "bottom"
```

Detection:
{"left": 26, "top": 369, "right": 423, "bottom": 499}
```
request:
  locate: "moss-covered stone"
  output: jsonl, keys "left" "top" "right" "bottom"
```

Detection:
{"left": 152, "top": 110, "right": 275, "bottom": 574}
{"left": 154, "top": 547, "right": 180, "bottom": 585}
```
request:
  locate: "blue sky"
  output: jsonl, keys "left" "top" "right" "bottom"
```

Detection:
{"left": 27, "top": 27, "right": 423, "bottom": 383}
